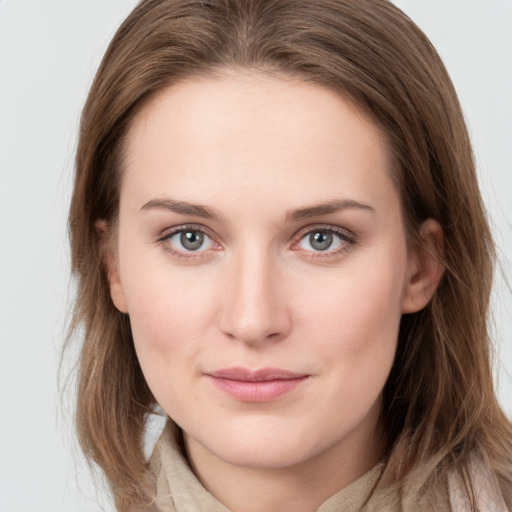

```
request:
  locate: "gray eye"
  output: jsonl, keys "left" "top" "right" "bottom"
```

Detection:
{"left": 165, "top": 228, "right": 215, "bottom": 255}
{"left": 309, "top": 231, "right": 333, "bottom": 251}
{"left": 298, "top": 229, "right": 346, "bottom": 253}
{"left": 180, "top": 230, "right": 205, "bottom": 251}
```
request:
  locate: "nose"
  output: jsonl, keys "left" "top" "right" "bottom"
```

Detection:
{"left": 219, "top": 248, "right": 292, "bottom": 346}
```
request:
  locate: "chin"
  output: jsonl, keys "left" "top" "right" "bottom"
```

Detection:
{"left": 214, "top": 440, "right": 310, "bottom": 470}
{"left": 186, "top": 418, "right": 331, "bottom": 471}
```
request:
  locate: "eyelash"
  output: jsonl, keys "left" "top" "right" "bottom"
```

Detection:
{"left": 291, "top": 224, "right": 357, "bottom": 259}
{"left": 157, "top": 224, "right": 357, "bottom": 261}
{"left": 157, "top": 224, "right": 220, "bottom": 260}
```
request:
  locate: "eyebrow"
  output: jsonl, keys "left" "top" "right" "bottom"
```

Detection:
{"left": 140, "top": 197, "right": 375, "bottom": 222}
{"left": 140, "top": 198, "right": 225, "bottom": 220}
{"left": 286, "top": 199, "right": 376, "bottom": 222}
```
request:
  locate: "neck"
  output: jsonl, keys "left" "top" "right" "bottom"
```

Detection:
{"left": 184, "top": 411, "right": 385, "bottom": 512}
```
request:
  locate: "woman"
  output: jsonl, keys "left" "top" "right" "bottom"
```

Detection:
{"left": 68, "top": 0, "right": 512, "bottom": 510}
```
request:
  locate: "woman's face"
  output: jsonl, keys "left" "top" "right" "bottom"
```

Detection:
{"left": 108, "top": 71, "right": 427, "bottom": 474}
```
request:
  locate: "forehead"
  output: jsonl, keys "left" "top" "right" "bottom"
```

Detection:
{"left": 121, "top": 70, "right": 398, "bottom": 215}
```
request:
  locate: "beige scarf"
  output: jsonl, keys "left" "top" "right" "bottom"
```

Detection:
{"left": 148, "top": 425, "right": 508, "bottom": 512}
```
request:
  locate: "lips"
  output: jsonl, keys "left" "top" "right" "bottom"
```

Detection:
{"left": 206, "top": 367, "right": 309, "bottom": 402}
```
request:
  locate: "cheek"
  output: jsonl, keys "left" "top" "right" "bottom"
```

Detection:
{"left": 127, "top": 278, "right": 217, "bottom": 413}
{"left": 297, "top": 247, "right": 407, "bottom": 388}
{"left": 303, "top": 253, "right": 405, "bottom": 341}
{"left": 130, "top": 281, "right": 215, "bottom": 341}
{"left": 118, "top": 248, "right": 220, "bottom": 382}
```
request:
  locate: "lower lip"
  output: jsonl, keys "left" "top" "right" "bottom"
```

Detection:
{"left": 207, "top": 376, "right": 308, "bottom": 402}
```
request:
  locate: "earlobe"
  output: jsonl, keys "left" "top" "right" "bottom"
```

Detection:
{"left": 95, "top": 220, "right": 129, "bottom": 314}
{"left": 402, "top": 218, "right": 445, "bottom": 314}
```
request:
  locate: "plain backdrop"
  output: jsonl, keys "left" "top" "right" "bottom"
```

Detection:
{"left": 0, "top": 1, "right": 511, "bottom": 510}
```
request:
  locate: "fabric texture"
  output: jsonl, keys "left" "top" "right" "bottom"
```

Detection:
{"left": 147, "top": 423, "right": 507, "bottom": 512}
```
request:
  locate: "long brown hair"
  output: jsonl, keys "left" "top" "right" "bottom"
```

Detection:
{"left": 67, "top": 0, "right": 512, "bottom": 508}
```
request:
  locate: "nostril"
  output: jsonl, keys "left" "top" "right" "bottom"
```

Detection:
{"left": 221, "top": 324, "right": 289, "bottom": 345}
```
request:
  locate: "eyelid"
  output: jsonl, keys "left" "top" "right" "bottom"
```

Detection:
{"left": 157, "top": 223, "right": 217, "bottom": 240}
{"left": 157, "top": 223, "right": 222, "bottom": 258}
{"left": 290, "top": 224, "right": 357, "bottom": 256}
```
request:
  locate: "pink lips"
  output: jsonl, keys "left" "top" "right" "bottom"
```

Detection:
{"left": 206, "top": 367, "right": 309, "bottom": 402}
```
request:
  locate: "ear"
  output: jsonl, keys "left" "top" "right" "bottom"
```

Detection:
{"left": 95, "top": 220, "right": 129, "bottom": 314}
{"left": 401, "top": 218, "right": 445, "bottom": 314}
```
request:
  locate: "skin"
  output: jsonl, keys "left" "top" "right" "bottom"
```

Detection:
{"left": 104, "top": 70, "right": 443, "bottom": 512}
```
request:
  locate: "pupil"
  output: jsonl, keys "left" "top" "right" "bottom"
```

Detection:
{"left": 181, "top": 230, "right": 204, "bottom": 250}
{"left": 310, "top": 231, "right": 332, "bottom": 251}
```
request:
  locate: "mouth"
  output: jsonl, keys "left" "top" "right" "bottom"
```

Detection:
{"left": 205, "top": 367, "right": 310, "bottom": 402}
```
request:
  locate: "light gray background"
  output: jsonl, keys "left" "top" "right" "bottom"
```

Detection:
{"left": 0, "top": 1, "right": 511, "bottom": 510}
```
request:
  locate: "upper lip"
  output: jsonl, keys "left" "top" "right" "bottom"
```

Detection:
{"left": 207, "top": 367, "right": 308, "bottom": 382}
